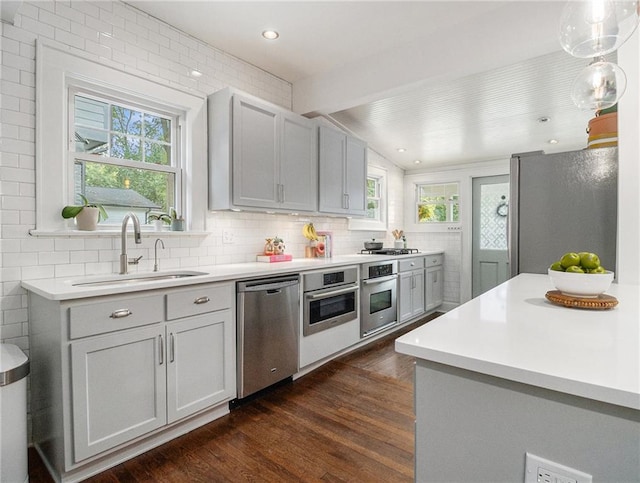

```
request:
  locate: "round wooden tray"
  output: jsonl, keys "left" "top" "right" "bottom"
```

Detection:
{"left": 545, "top": 290, "right": 618, "bottom": 310}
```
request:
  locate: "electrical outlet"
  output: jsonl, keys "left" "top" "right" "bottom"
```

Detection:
{"left": 222, "top": 229, "right": 234, "bottom": 244}
{"left": 524, "top": 453, "right": 592, "bottom": 483}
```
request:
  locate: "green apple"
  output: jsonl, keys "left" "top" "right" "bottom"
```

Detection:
{"left": 549, "top": 261, "right": 564, "bottom": 272}
{"left": 580, "top": 252, "right": 601, "bottom": 270}
{"left": 565, "top": 265, "right": 585, "bottom": 273}
{"left": 560, "top": 252, "right": 581, "bottom": 269}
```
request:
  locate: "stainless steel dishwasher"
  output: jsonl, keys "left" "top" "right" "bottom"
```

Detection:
{"left": 236, "top": 275, "right": 300, "bottom": 399}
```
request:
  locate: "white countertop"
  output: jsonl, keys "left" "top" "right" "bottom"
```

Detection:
{"left": 21, "top": 251, "right": 443, "bottom": 301}
{"left": 396, "top": 273, "right": 640, "bottom": 410}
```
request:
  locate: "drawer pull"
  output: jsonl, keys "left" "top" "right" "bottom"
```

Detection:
{"left": 194, "top": 296, "right": 210, "bottom": 305}
{"left": 109, "top": 309, "right": 132, "bottom": 319}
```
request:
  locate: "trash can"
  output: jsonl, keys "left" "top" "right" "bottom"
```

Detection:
{"left": 0, "top": 344, "right": 30, "bottom": 483}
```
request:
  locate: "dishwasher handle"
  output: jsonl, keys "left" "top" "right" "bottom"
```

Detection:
{"left": 238, "top": 276, "right": 299, "bottom": 293}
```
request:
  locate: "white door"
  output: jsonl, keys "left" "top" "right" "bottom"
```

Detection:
{"left": 472, "top": 175, "right": 510, "bottom": 298}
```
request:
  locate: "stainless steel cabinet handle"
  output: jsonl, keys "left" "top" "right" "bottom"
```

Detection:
{"left": 194, "top": 296, "right": 210, "bottom": 304}
{"left": 362, "top": 274, "right": 397, "bottom": 285}
{"left": 109, "top": 309, "right": 132, "bottom": 319}
{"left": 170, "top": 333, "right": 175, "bottom": 363}
{"left": 159, "top": 335, "right": 164, "bottom": 365}
{"left": 306, "top": 284, "right": 359, "bottom": 300}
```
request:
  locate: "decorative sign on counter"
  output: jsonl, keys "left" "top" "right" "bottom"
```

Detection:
{"left": 256, "top": 254, "right": 293, "bottom": 263}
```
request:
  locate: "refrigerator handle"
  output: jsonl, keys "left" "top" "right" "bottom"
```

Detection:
{"left": 508, "top": 155, "right": 519, "bottom": 278}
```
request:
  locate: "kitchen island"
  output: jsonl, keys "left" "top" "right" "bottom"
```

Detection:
{"left": 395, "top": 273, "right": 640, "bottom": 482}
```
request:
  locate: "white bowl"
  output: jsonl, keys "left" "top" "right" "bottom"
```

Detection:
{"left": 548, "top": 268, "right": 614, "bottom": 298}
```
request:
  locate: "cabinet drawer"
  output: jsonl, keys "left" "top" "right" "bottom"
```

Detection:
{"left": 70, "top": 294, "right": 164, "bottom": 339}
{"left": 399, "top": 257, "right": 424, "bottom": 272}
{"left": 424, "top": 254, "right": 444, "bottom": 267}
{"left": 166, "top": 284, "right": 232, "bottom": 320}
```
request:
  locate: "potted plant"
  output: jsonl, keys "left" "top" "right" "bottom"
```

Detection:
{"left": 61, "top": 194, "right": 108, "bottom": 231}
{"left": 169, "top": 208, "right": 185, "bottom": 231}
{"left": 148, "top": 212, "right": 172, "bottom": 231}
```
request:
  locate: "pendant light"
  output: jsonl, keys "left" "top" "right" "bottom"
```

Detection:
{"left": 571, "top": 57, "right": 627, "bottom": 110}
{"left": 559, "top": 0, "right": 639, "bottom": 110}
{"left": 559, "top": 0, "right": 640, "bottom": 58}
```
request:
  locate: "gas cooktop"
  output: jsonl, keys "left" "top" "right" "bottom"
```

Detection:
{"left": 360, "top": 248, "right": 419, "bottom": 255}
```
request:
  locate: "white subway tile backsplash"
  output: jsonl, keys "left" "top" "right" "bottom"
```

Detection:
{"left": 56, "top": 3, "right": 86, "bottom": 25}
{"left": 20, "top": 265, "right": 55, "bottom": 280}
{"left": 21, "top": 237, "right": 54, "bottom": 252}
{"left": 0, "top": 322, "right": 23, "bottom": 340}
{"left": 38, "top": 251, "right": 71, "bottom": 265}
{"left": 54, "top": 262, "right": 85, "bottom": 278}
{"left": 39, "top": 9, "right": 71, "bottom": 31}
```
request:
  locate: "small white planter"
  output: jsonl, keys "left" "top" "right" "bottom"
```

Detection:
{"left": 152, "top": 220, "right": 165, "bottom": 231}
{"left": 75, "top": 207, "right": 99, "bottom": 231}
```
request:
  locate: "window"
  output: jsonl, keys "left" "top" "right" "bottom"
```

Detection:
{"left": 366, "top": 175, "right": 382, "bottom": 221}
{"left": 71, "top": 91, "right": 180, "bottom": 225}
{"left": 416, "top": 182, "right": 460, "bottom": 223}
{"left": 349, "top": 165, "right": 387, "bottom": 231}
{"left": 36, "top": 43, "right": 206, "bottom": 233}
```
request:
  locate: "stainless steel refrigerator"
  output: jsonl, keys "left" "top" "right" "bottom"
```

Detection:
{"left": 509, "top": 147, "right": 618, "bottom": 276}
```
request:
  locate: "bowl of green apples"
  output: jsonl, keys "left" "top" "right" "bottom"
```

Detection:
{"left": 548, "top": 251, "right": 614, "bottom": 297}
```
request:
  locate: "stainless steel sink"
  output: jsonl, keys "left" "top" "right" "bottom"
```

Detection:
{"left": 72, "top": 271, "right": 208, "bottom": 287}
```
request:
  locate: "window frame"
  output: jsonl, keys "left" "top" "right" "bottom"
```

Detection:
{"left": 415, "top": 182, "right": 460, "bottom": 224}
{"left": 34, "top": 40, "right": 207, "bottom": 233}
{"left": 68, "top": 87, "right": 183, "bottom": 226}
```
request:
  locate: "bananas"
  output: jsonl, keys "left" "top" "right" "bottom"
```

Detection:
{"left": 302, "top": 223, "right": 319, "bottom": 241}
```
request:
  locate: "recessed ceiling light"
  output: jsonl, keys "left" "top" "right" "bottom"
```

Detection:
{"left": 397, "top": 148, "right": 406, "bottom": 153}
{"left": 414, "top": 160, "right": 422, "bottom": 164}
{"left": 189, "top": 69, "right": 203, "bottom": 78}
{"left": 262, "top": 30, "right": 279, "bottom": 40}
{"left": 537, "top": 116, "right": 551, "bottom": 123}
{"left": 548, "top": 139, "right": 559, "bottom": 144}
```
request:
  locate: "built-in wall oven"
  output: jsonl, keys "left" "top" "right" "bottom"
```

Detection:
{"left": 303, "top": 267, "right": 359, "bottom": 336}
{"left": 361, "top": 260, "right": 398, "bottom": 337}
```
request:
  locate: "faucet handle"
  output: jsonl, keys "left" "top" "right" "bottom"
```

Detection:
{"left": 128, "top": 255, "right": 143, "bottom": 265}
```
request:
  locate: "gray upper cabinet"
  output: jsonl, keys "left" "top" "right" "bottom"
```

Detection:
{"left": 209, "top": 88, "right": 317, "bottom": 213}
{"left": 318, "top": 125, "right": 367, "bottom": 216}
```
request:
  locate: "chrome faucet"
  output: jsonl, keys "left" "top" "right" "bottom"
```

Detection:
{"left": 153, "top": 238, "right": 165, "bottom": 272}
{"left": 120, "top": 212, "right": 142, "bottom": 274}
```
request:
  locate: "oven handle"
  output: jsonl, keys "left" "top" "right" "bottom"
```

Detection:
{"left": 362, "top": 274, "right": 398, "bottom": 285}
{"left": 305, "top": 284, "right": 359, "bottom": 300}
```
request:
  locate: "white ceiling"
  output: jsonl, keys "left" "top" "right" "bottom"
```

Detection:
{"left": 126, "top": 1, "right": 599, "bottom": 170}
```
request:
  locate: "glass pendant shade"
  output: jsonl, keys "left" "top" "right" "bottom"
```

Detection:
{"left": 571, "top": 58, "right": 627, "bottom": 110}
{"left": 559, "top": 0, "right": 640, "bottom": 58}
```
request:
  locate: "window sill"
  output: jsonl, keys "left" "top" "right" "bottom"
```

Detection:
{"left": 29, "top": 229, "right": 210, "bottom": 238}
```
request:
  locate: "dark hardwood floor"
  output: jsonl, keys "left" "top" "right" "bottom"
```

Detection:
{"left": 29, "top": 314, "right": 440, "bottom": 482}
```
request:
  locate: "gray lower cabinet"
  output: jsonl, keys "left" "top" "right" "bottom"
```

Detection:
{"left": 209, "top": 87, "right": 317, "bottom": 213}
{"left": 398, "top": 258, "right": 426, "bottom": 323}
{"left": 318, "top": 125, "right": 367, "bottom": 216}
{"left": 425, "top": 254, "right": 444, "bottom": 311}
{"left": 29, "top": 282, "right": 235, "bottom": 480}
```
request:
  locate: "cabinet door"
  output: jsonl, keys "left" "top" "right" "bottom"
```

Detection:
{"left": 71, "top": 326, "right": 166, "bottom": 462}
{"left": 280, "top": 114, "right": 317, "bottom": 212}
{"left": 412, "top": 270, "right": 426, "bottom": 317}
{"left": 426, "top": 266, "right": 444, "bottom": 311}
{"left": 318, "top": 126, "right": 347, "bottom": 214}
{"left": 166, "top": 310, "right": 235, "bottom": 423}
{"left": 345, "top": 136, "right": 367, "bottom": 216}
{"left": 398, "top": 271, "right": 414, "bottom": 323}
{"left": 232, "top": 95, "right": 280, "bottom": 209}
